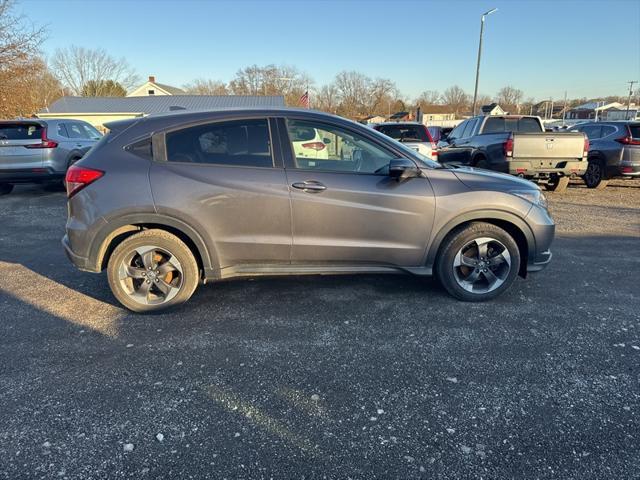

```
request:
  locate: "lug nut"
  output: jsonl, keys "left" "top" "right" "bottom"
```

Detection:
{"left": 155, "top": 278, "right": 159, "bottom": 282}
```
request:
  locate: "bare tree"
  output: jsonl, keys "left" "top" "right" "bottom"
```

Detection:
{"left": 51, "top": 46, "right": 139, "bottom": 95}
{"left": 314, "top": 84, "right": 340, "bottom": 113}
{"left": 442, "top": 85, "right": 470, "bottom": 117}
{"left": 368, "top": 77, "right": 398, "bottom": 114}
{"left": 334, "top": 71, "right": 371, "bottom": 117}
{"left": 416, "top": 90, "right": 441, "bottom": 106}
{"left": 229, "top": 64, "right": 310, "bottom": 105}
{"left": 496, "top": 86, "right": 524, "bottom": 112}
{"left": 0, "top": 0, "right": 45, "bottom": 66}
{"left": 475, "top": 94, "right": 493, "bottom": 108}
{"left": 183, "top": 79, "right": 229, "bottom": 95}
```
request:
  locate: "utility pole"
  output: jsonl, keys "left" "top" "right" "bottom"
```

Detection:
{"left": 562, "top": 91, "right": 567, "bottom": 126}
{"left": 626, "top": 81, "right": 637, "bottom": 120}
{"left": 471, "top": 8, "right": 498, "bottom": 116}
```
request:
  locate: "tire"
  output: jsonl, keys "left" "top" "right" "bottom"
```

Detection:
{"left": 435, "top": 222, "right": 521, "bottom": 302}
{"left": 474, "top": 157, "right": 489, "bottom": 170}
{"left": 583, "top": 159, "right": 608, "bottom": 189}
{"left": 107, "top": 229, "right": 199, "bottom": 313}
{"left": 546, "top": 176, "right": 570, "bottom": 192}
{"left": 0, "top": 183, "right": 14, "bottom": 195}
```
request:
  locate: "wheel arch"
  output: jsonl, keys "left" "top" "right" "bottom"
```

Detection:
{"left": 427, "top": 210, "right": 534, "bottom": 277}
{"left": 90, "top": 213, "right": 218, "bottom": 279}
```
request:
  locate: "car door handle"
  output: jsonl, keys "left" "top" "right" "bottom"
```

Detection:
{"left": 292, "top": 181, "right": 326, "bottom": 193}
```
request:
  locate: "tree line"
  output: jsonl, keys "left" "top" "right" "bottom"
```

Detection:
{"left": 0, "top": 0, "right": 633, "bottom": 120}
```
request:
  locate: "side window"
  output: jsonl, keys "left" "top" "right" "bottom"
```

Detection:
{"left": 57, "top": 123, "right": 69, "bottom": 138}
{"left": 581, "top": 125, "right": 602, "bottom": 140}
{"left": 461, "top": 119, "right": 477, "bottom": 138}
{"left": 165, "top": 119, "right": 273, "bottom": 168}
{"left": 286, "top": 119, "right": 395, "bottom": 174}
{"left": 449, "top": 121, "right": 467, "bottom": 140}
{"left": 80, "top": 123, "right": 102, "bottom": 139}
{"left": 66, "top": 122, "right": 90, "bottom": 139}
{"left": 600, "top": 126, "right": 617, "bottom": 138}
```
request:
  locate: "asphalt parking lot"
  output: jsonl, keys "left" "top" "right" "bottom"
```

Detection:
{"left": 0, "top": 180, "right": 639, "bottom": 479}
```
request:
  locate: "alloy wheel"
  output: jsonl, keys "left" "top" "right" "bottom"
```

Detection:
{"left": 585, "top": 162, "right": 601, "bottom": 186}
{"left": 118, "top": 245, "right": 184, "bottom": 305}
{"left": 453, "top": 237, "right": 512, "bottom": 294}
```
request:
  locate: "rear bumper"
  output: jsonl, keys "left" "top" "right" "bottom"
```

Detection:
{"left": 508, "top": 159, "right": 588, "bottom": 178}
{"left": 62, "top": 234, "right": 95, "bottom": 272}
{"left": 0, "top": 167, "right": 64, "bottom": 184}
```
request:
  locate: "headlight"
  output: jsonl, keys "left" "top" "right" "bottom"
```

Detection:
{"left": 511, "top": 189, "right": 548, "bottom": 210}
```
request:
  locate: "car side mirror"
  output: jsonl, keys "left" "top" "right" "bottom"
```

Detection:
{"left": 389, "top": 158, "right": 420, "bottom": 180}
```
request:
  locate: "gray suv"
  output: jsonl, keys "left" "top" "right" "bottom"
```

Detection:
{"left": 62, "top": 108, "right": 555, "bottom": 312}
{"left": 0, "top": 119, "right": 102, "bottom": 195}
{"left": 570, "top": 121, "right": 640, "bottom": 189}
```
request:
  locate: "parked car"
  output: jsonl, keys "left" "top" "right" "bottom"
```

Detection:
{"left": 289, "top": 124, "right": 330, "bottom": 160}
{"left": 0, "top": 119, "right": 102, "bottom": 195}
{"left": 62, "top": 108, "right": 554, "bottom": 312}
{"left": 569, "top": 121, "right": 640, "bottom": 189}
{"left": 427, "top": 126, "right": 454, "bottom": 143}
{"left": 436, "top": 115, "right": 589, "bottom": 192}
{"left": 371, "top": 122, "right": 437, "bottom": 160}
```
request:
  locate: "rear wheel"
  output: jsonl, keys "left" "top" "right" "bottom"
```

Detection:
{"left": 546, "top": 176, "right": 570, "bottom": 192}
{"left": 436, "top": 222, "right": 521, "bottom": 302}
{"left": 107, "top": 229, "right": 199, "bottom": 313}
{"left": 474, "top": 157, "right": 489, "bottom": 170}
{"left": 583, "top": 159, "right": 608, "bottom": 189}
{"left": 0, "top": 183, "right": 14, "bottom": 195}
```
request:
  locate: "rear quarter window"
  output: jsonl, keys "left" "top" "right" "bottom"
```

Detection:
{"left": 629, "top": 125, "right": 640, "bottom": 140}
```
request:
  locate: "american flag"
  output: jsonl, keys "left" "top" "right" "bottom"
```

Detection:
{"left": 299, "top": 90, "right": 309, "bottom": 108}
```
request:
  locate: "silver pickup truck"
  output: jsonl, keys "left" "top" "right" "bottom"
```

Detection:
{"left": 436, "top": 115, "right": 589, "bottom": 191}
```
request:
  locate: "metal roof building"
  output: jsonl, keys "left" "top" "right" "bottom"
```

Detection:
{"left": 37, "top": 95, "right": 286, "bottom": 129}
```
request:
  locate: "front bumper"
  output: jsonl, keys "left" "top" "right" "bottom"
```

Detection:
{"left": 525, "top": 204, "right": 555, "bottom": 273}
{"left": 527, "top": 249, "right": 552, "bottom": 272}
{"left": 0, "top": 167, "right": 64, "bottom": 184}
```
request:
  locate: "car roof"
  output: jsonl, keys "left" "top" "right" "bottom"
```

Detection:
{"left": 372, "top": 122, "right": 425, "bottom": 127}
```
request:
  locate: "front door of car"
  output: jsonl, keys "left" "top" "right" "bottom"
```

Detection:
{"left": 437, "top": 119, "right": 469, "bottom": 165}
{"left": 278, "top": 117, "right": 435, "bottom": 267}
{"left": 149, "top": 117, "right": 292, "bottom": 269}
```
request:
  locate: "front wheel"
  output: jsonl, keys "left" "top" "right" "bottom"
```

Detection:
{"left": 107, "top": 229, "right": 199, "bottom": 312}
{"left": 436, "top": 222, "right": 521, "bottom": 302}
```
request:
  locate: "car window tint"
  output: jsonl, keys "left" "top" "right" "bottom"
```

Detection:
{"left": 449, "top": 121, "right": 466, "bottom": 139}
{"left": 581, "top": 125, "right": 602, "bottom": 140}
{"left": 286, "top": 119, "right": 395, "bottom": 174}
{"left": 461, "top": 119, "right": 477, "bottom": 138}
{"left": 166, "top": 119, "right": 273, "bottom": 168}
{"left": 377, "top": 125, "right": 429, "bottom": 142}
{"left": 57, "top": 123, "right": 69, "bottom": 138}
{"left": 81, "top": 123, "right": 102, "bottom": 139}
{"left": 66, "top": 122, "right": 91, "bottom": 139}
{"left": 519, "top": 117, "right": 541, "bottom": 132}
{"left": 629, "top": 125, "right": 640, "bottom": 140}
{"left": 0, "top": 123, "right": 42, "bottom": 140}
{"left": 599, "top": 126, "right": 616, "bottom": 138}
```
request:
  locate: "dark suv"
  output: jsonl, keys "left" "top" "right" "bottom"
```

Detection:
{"left": 63, "top": 108, "right": 555, "bottom": 312}
{"left": 569, "top": 121, "right": 640, "bottom": 189}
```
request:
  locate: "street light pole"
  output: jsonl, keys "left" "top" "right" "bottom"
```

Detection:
{"left": 472, "top": 8, "right": 497, "bottom": 116}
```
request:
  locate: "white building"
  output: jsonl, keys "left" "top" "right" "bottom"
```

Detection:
{"left": 127, "top": 76, "right": 186, "bottom": 97}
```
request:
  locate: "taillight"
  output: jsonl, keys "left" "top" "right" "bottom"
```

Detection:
{"left": 615, "top": 133, "right": 640, "bottom": 145}
{"left": 25, "top": 128, "right": 58, "bottom": 149}
{"left": 583, "top": 137, "right": 590, "bottom": 155}
{"left": 65, "top": 165, "right": 104, "bottom": 198}
{"left": 302, "top": 141, "right": 326, "bottom": 151}
{"left": 503, "top": 135, "right": 513, "bottom": 157}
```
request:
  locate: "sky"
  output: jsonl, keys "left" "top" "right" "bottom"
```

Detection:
{"left": 18, "top": 0, "right": 640, "bottom": 101}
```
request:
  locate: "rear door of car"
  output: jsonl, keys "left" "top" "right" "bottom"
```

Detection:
{"left": 278, "top": 116, "right": 435, "bottom": 267}
{"left": 0, "top": 122, "right": 44, "bottom": 170}
{"left": 63, "top": 121, "right": 99, "bottom": 155}
{"left": 149, "top": 116, "right": 292, "bottom": 269}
